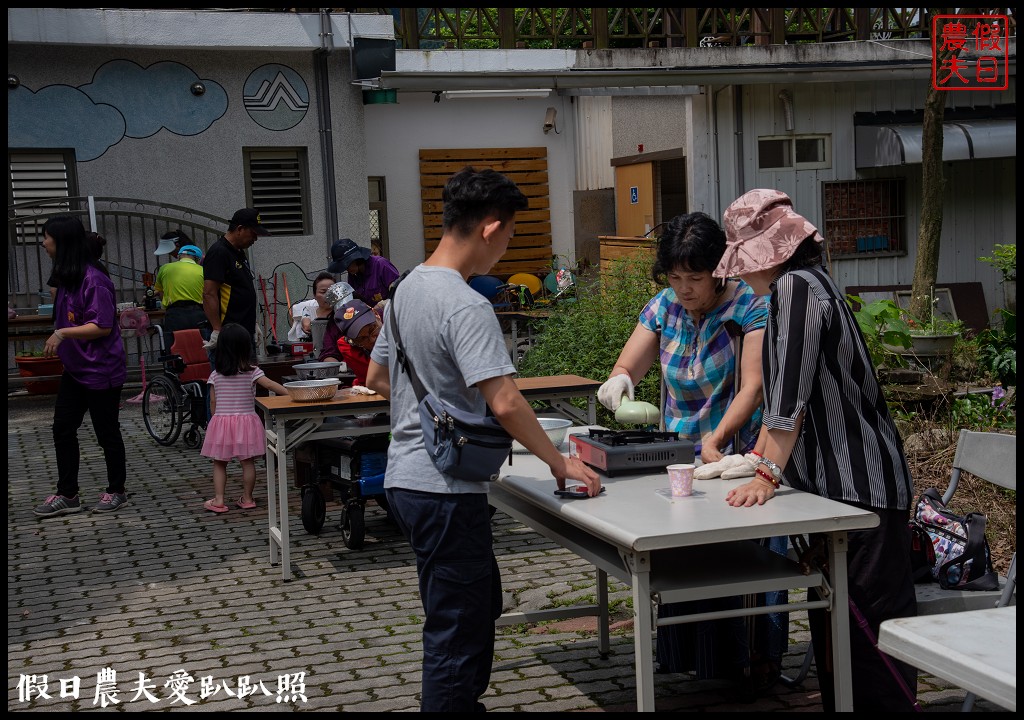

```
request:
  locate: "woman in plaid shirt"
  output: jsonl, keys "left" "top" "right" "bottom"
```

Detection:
{"left": 597, "top": 212, "right": 780, "bottom": 690}
{"left": 598, "top": 212, "right": 767, "bottom": 463}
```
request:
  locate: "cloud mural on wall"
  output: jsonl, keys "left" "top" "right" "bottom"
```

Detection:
{"left": 7, "top": 60, "right": 226, "bottom": 162}
{"left": 8, "top": 85, "right": 126, "bottom": 162}
{"left": 81, "top": 60, "right": 227, "bottom": 138}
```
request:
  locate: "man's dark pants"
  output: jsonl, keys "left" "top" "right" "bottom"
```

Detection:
{"left": 385, "top": 487, "right": 502, "bottom": 712}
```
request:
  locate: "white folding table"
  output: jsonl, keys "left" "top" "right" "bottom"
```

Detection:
{"left": 489, "top": 430, "right": 879, "bottom": 712}
{"left": 878, "top": 605, "right": 1016, "bottom": 712}
{"left": 256, "top": 375, "right": 601, "bottom": 580}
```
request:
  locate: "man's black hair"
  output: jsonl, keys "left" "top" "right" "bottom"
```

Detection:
{"left": 441, "top": 166, "right": 528, "bottom": 237}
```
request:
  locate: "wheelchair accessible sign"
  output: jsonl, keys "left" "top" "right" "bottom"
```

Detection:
{"left": 630, "top": 187, "right": 638, "bottom": 204}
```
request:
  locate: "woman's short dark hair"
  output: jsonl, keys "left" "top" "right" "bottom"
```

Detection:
{"left": 651, "top": 212, "right": 727, "bottom": 285}
{"left": 313, "top": 271, "right": 335, "bottom": 287}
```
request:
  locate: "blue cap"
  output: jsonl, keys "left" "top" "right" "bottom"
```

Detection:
{"left": 177, "top": 244, "right": 203, "bottom": 261}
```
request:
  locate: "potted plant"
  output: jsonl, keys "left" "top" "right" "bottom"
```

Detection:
{"left": 898, "top": 287, "right": 964, "bottom": 357}
{"left": 14, "top": 351, "right": 64, "bottom": 394}
{"left": 979, "top": 244, "right": 1016, "bottom": 313}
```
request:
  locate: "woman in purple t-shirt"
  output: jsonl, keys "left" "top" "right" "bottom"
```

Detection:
{"left": 33, "top": 215, "right": 129, "bottom": 518}
{"left": 327, "top": 237, "right": 399, "bottom": 305}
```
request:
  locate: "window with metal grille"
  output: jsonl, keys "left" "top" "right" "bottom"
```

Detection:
{"left": 823, "top": 179, "right": 906, "bottom": 257}
{"left": 243, "top": 148, "right": 310, "bottom": 235}
{"left": 8, "top": 150, "right": 77, "bottom": 245}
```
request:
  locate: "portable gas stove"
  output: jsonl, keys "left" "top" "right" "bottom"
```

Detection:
{"left": 569, "top": 429, "right": 694, "bottom": 477}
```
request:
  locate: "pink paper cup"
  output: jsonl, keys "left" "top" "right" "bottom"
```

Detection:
{"left": 667, "top": 463, "right": 695, "bottom": 497}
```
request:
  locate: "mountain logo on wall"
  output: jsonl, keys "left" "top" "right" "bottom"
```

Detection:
{"left": 243, "top": 64, "right": 309, "bottom": 131}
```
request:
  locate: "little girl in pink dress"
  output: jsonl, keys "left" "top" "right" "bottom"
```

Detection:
{"left": 201, "top": 323, "right": 288, "bottom": 513}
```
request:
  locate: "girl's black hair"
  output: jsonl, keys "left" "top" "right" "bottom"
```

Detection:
{"left": 45, "top": 215, "right": 108, "bottom": 288}
{"left": 213, "top": 323, "right": 255, "bottom": 376}
{"left": 651, "top": 212, "right": 728, "bottom": 288}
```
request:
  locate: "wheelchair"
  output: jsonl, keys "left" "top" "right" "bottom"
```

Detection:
{"left": 142, "top": 325, "right": 210, "bottom": 449}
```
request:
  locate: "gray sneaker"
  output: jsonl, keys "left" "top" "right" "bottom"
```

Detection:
{"left": 34, "top": 494, "right": 82, "bottom": 517}
{"left": 94, "top": 492, "right": 129, "bottom": 513}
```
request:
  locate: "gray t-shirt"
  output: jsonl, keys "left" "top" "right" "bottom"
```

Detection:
{"left": 371, "top": 264, "right": 515, "bottom": 494}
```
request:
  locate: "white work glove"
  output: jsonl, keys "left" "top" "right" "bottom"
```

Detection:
{"left": 348, "top": 385, "right": 376, "bottom": 395}
{"left": 202, "top": 329, "right": 219, "bottom": 351}
{"left": 693, "top": 454, "right": 751, "bottom": 481}
{"left": 720, "top": 455, "right": 757, "bottom": 480}
{"left": 597, "top": 374, "right": 634, "bottom": 412}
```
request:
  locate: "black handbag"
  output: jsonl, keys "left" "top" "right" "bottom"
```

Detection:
{"left": 388, "top": 289, "right": 512, "bottom": 483}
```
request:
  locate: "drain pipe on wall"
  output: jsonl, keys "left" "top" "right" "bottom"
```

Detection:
{"left": 316, "top": 8, "right": 339, "bottom": 243}
{"left": 711, "top": 85, "right": 730, "bottom": 220}
{"left": 733, "top": 85, "right": 745, "bottom": 202}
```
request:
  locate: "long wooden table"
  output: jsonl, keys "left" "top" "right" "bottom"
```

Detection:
{"left": 488, "top": 428, "right": 880, "bottom": 712}
{"left": 255, "top": 374, "right": 600, "bottom": 580}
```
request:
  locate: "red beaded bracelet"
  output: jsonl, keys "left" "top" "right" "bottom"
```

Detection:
{"left": 755, "top": 466, "right": 780, "bottom": 489}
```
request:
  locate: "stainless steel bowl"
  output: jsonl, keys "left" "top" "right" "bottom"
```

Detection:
{"left": 293, "top": 361, "right": 343, "bottom": 380}
{"left": 283, "top": 379, "right": 341, "bottom": 403}
{"left": 512, "top": 417, "right": 574, "bottom": 453}
{"left": 325, "top": 281, "right": 353, "bottom": 309}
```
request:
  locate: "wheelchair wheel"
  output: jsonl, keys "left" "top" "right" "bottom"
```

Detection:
{"left": 301, "top": 486, "right": 326, "bottom": 535}
{"left": 143, "top": 375, "right": 183, "bottom": 446}
{"left": 340, "top": 501, "right": 365, "bottom": 550}
{"left": 183, "top": 426, "right": 204, "bottom": 449}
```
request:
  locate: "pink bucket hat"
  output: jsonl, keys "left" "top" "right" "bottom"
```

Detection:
{"left": 714, "top": 189, "right": 823, "bottom": 278}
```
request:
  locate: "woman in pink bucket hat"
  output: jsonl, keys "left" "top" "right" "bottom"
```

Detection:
{"left": 715, "top": 189, "right": 918, "bottom": 712}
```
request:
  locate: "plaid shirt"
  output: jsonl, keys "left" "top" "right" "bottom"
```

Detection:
{"left": 639, "top": 280, "right": 767, "bottom": 453}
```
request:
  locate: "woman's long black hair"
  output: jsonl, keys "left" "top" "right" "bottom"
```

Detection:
{"left": 44, "top": 215, "right": 108, "bottom": 289}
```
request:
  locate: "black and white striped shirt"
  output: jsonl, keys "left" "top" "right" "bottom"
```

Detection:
{"left": 763, "top": 266, "right": 912, "bottom": 511}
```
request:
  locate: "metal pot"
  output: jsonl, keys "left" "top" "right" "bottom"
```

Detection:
{"left": 293, "top": 361, "right": 343, "bottom": 380}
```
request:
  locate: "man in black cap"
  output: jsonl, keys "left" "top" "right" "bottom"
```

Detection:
{"left": 202, "top": 208, "right": 269, "bottom": 353}
{"left": 327, "top": 237, "right": 399, "bottom": 305}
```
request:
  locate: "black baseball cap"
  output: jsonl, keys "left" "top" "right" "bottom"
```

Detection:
{"left": 229, "top": 208, "right": 271, "bottom": 236}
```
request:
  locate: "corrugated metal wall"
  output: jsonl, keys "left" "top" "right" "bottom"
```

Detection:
{"left": 573, "top": 96, "right": 614, "bottom": 191}
{"left": 737, "top": 81, "right": 1016, "bottom": 322}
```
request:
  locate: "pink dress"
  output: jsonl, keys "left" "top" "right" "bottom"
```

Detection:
{"left": 201, "top": 368, "right": 266, "bottom": 461}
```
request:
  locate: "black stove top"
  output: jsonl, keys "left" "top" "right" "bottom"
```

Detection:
{"left": 585, "top": 429, "right": 680, "bottom": 447}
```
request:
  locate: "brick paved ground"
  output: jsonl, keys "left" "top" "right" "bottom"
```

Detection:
{"left": 7, "top": 390, "right": 1008, "bottom": 712}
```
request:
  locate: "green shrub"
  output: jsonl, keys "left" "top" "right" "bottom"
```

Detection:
{"left": 846, "top": 295, "right": 911, "bottom": 369}
{"left": 977, "top": 308, "right": 1016, "bottom": 387}
{"left": 517, "top": 253, "right": 662, "bottom": 429}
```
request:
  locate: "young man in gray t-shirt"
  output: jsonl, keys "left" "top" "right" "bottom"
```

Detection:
{"left": 367, "top": 167, "right": 600, "bottom": 712}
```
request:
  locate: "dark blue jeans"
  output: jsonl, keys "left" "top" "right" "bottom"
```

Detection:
{"left": 52, "top": 373, "right": 126, "bottom": 497}
{"left": 385, "top": 487, "right": 502, "bottom": 712}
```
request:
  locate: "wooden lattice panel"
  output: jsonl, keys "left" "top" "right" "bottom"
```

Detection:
{"left": 419, "top": 147, "right": 552, "bottom": 277}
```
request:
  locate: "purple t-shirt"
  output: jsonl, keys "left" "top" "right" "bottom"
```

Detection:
{"left": 55, "top": 264, "right": 126, "bottom": 389}
{"left": 350, "top": 256, "right": 399, "bottom": 305}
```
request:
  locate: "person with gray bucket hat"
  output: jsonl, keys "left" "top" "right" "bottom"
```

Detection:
{"left": 327, "top": 237, "right": 399, "bottom": 305}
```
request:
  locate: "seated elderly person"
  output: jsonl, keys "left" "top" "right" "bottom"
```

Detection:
{"left": 330, "top": 300, "right": 382, "bottom": 386}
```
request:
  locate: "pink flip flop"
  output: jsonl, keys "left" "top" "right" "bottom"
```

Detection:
{"left": 203, "top": 499, "right": 229, "bottom": 514}
{"left": 236, "top": 497, "right": 257, "bottom": 510}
